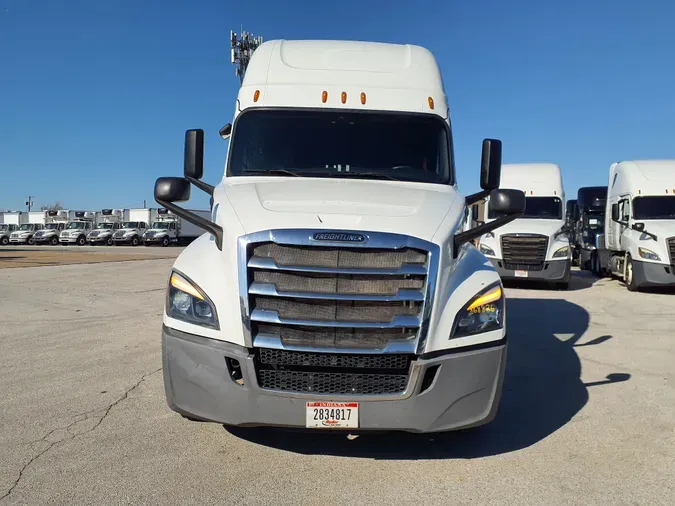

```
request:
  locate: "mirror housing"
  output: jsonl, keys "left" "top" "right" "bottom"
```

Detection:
{"left": 154, "top": 177, "right": 191, "bottom": 203}
{"left": 219, "top": 123, "right": 232, "bottom": 140}
{"left": 611, "top": 203, "right": 620, "bottom": 222}
{"left": 183, "top": 129, "right": 214, "bottom": 196}
{"left": 480, "top": 139, "right": 502, "bottom": 191}
{"left": 454, "top": 188, "right": 525, "bottom": 257}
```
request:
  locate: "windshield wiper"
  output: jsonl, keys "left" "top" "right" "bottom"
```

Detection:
{"left": 314, "top": 171, "right": 399, "bottom": 181}
{"left": 240, "top": 169, "right": 302, "bottom": 177}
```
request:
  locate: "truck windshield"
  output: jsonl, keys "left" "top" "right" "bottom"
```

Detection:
{"left": 583, "top": 211, "right": 604, "bottom": 229}
{"left": 152, "top": 222, "right": 171, "bottom": 229}
{"left": 227, "top": 109, "right": 453, "bottom": 184}
{"left": 43, "top": 224, "right": 60, "bottom": 230}
{"left": 0, "top": 225, "right": 8, "bottom": 231}
{"left": 98, "top": 223, "right": 115, "bottom": 229}
{"left": 19, "top": 224, "right": 33, "bottom": 231}
{"left": 67, "top": 222, "right": 86, "bottom": 229}
{"left": 122, "top": 222, "right": 139, "bottom": 229}
{"left": 489, "top": 196, "right": 562, "bottom": 220}
{"left": 632, "top": 196, "right": 675, "bottom": 220}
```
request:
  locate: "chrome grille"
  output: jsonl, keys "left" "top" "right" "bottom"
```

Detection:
{"left": 113, "top": 230, "right": 126, "bottom": 239}
{"left": 668, "top": 237, "right": 675, "bottom": 266}
{"left": 501, "top": 234, "right": 549, "bottom": 271}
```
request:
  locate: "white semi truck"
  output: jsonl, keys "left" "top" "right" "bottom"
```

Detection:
{"left": 87, "top": 209, "right": 123, "bottom": 245}
{"left": 0, "top": 212, "right": 21, "bottom": 245}
{"left": 112, "top": 208, "right": 157, "bottom": 246}
{"left": 59, "top": 211, "right": 96, "bottom": 245}
{"left": 152, "top": 39, "right": 526, "bottom": 433}
{"left": 593, "top": 160, "right": 675, "bottom": 291}
{"left": 477, "top": 163, "right": 572, "bottom": 289}
{"left": 33, "top": 210, "right": 69, "bottom": 245}
{"left": 142, "top": 208, "right": 211, "bottom": 246}
{"left": 9, "top": 222, "right": 41, "bottom": 244}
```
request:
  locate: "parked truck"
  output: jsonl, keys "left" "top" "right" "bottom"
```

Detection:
{"left": 575, "top": 186, "right": 607, "bottom": 271}
{"left": 565, "top": 199, "right": 579, "bottom": 265}
{"left": 33, "top": 210, "right": 69, "bottom": 245}
{"left": 9, "top": 222, "right": 41, "bottom": 244}
{"left": 0, "top": 223, "right": 19, "bottom": 245}
{"left": 59, "top": 211, "right": 96, "bottom": 245}
{"left": 142, "top": 208, "right": 210, "bottom": 246}
{"left": 112, "top": 208, "right": 157, "bottom": 246}
{"left": 477, "top": 163, "right": 572, "bottom": 289}
{"left": 594, "top": 160, "right": 675, "bottom": 290}
{"left": 87, "top": 209, "right": 123, "bottom": 245}
{"left": 152, "top": 39, "right": 526, "bottom": 433}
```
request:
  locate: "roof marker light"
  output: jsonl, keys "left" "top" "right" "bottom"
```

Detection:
{"left": 360, "top": 92, "right": 366, "bottom": 105}
{"left": 321, "top": 90, "right": 328, "bottom": 103}
{"left": 341, "top": 92, "right": 347, "bottom": 104}
{"left": 253, "top": 90, "right": 260, "bottom": 102}
{"left": 428, "top": 97, "right": 434, "bottom": 109}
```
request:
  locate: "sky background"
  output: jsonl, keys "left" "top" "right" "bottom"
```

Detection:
{"left": 1, "top": 0, "right": 674, "bottom": 212}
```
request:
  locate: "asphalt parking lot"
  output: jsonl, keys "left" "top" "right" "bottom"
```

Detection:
{"left": 1, "top": 252, "right": 673, "bottom": 505}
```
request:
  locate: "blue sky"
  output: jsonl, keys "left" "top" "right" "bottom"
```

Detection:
{"left": 1, "top": 0, "right": 674, "bottom": 212}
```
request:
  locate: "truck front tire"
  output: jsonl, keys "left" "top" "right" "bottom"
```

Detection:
{"left": 625, "top": 255, "right": 639, "bottom": 292}
{"left": 162, "top": 237, "right": 170, "bottom": 247}
{"left": 1, "top": 237, "right": 8, "bottom": 246}
{"left": 77, "top": 235, "right": 86, "bottom": 246}
{"left": 50, "top": 236, "right": 59, "bottom": 246}
{"left": 131, "top": 236, "right": 139, "bottom": 247}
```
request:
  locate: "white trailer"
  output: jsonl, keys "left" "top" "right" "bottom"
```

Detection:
{"left": 33, "top": 210, "right": 69, "bottom": 245}
{"left": 0, "top": 212, "right": 21, "bottom": 226}
{"left": 88, "top": 209, "right": 124, "bottom": 245}
{"left": 112, "top": 208, "right": 158, "bottom": 246}
{"left": 142, "top": 208, "right": 210, "bottom": 246}
{"left": 59, "top": 211, "right": 96, "bottom": 246}
{"left": 19, "top": 211, "right": 47, "bottom": 225}
{"left": 477, "top": 163, "right": 572, "bottom": 289}
{"left": 593, "top": 159, "right": 675, "bottom": 291}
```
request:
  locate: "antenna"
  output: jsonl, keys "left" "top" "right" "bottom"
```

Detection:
{"left": 230, "top": 28, "right": 264, "bottom": 85}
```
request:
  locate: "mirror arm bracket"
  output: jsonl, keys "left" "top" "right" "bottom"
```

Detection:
{"left": 155, "top": 199, "right": 223, "bottom": 250}
{"left": 186, "top": 176, "right": 215, "bottom": 196}
{"left": 453, "top": 213, "right": 521, "bottom": 258}
{"left": 465, "top": 189, "right": 490, "bottom": 207}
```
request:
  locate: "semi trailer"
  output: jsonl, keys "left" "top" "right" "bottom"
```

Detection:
{"left": 143, "top": 208, "right": 211, "bottom": 246}
{"left": 477, "top": 163, "right": 572, "bottom": 289}
{"left": 594, "top": 160, "right": 675, "bottom": 290}
{"left": 153, "top": 39, "right": 525, "bottom": 433}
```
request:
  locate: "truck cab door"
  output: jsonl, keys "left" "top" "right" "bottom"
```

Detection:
{"left": 618, "top": 197, "right": 630, "bottom": 248}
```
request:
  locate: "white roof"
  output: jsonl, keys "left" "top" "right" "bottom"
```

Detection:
{"left": 610, "top": 159, "right": 675, "bottom": 196}
{"left": 499, "top": 163, "right": 564, "bottom": 196}
{"left": 238, "top": 40, "right": 447, "bottom": 116}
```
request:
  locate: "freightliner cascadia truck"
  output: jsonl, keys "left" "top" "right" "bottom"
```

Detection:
{"left": 153, "top": 39, "right": 525, "bottom": 433}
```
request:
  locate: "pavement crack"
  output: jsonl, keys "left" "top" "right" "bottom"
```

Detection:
{"left": 0, "top": 367, "right": 162, "bottom": 502}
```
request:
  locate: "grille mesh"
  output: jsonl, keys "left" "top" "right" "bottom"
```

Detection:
{"left": 252, "top": 271, "right": 424, "bottom": 295}
{"left": 501, "top": 234, "right": 548, "bottom": 271}
{"left": 258, "top": 348, "right": 410, "bottom": 370}
{"left": 257, "top": 370, "right": 408, "bottom": 395}
{"left": 668, "top": 237, "right": 675, "bottom": 266}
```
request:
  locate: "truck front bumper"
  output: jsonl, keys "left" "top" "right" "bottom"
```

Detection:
{"left": 162, "top": 325, "right": 507, "bottom": 433}
{"left": 632, "top": 260, "right": 675, "bottom": 288}
{"left": 487, "top": 258, "right": 571, "bottom": 282}
{"left": 9, "top": 237, "right": 30, "bottom": 244}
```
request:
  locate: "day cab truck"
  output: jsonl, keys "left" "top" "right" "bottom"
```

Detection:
{"left": 88, "top": 209, "right": 123, "bottom": 245}
{"left": 575, "top": 186, "right": 607, "bottom": 271}
{"left": 477, "top": 163, "right": 572, "bottom": 289}
{"left": 33, "top": 210, "right": 69, "bottom": 245}
{"left": 10, "top": 222, "right": 41, "bottom": 245}
{"left": 0, "top": 223, "right": 19, "bottom": 245}
{"left": 594, "top": 160, "right": 675, "bottom": 291}
{"left": 59, "top": 211, "right": 96, "bottom": 245}
{"left": 142, "top": 208, "right": 211, "bottom": 246}
{"left": 112, "top": 208, "right": 157, "bottom": 246}
{"left": 153, "top": 39, "right": 526, "bottom": 434}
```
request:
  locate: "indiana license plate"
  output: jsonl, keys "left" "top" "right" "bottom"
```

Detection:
{"left": 514, "top": 270, "right": 529, "bottom": 278}
{"left": 306, "top": 402, "right": 358, "bottom": 428}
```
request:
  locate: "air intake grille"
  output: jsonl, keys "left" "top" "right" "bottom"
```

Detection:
{"left": 501, "top": 234, "right": 549, "bottom": 271}
{"left": 257, "top": 370, "right": 408, "bottom": 395}
{"left": 668, "top": 237, "right": 675, "bottom": 266}
{"left": 258, "top": 348, "right": 411, "bottom": 370}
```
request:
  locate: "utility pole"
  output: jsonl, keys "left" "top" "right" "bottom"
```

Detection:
{"left": 25, "top": 196, "right": 34, "bottom": 212}
{"left": 230, "top": 29, "right": 264, "bottom": 85}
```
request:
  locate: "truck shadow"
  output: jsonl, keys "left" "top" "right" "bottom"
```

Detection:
{"left": 225, "top": 297, "right": 630, "bottom": 459}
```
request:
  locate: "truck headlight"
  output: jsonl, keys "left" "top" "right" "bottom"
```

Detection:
{"left": 479, "top": 243, "right": 495, "bottom": 256}
{"left": 450, "top": 283, "right": 504, "bottom": 339}
{"left": 552, "top": 246, "right": 569, "bottom": 258}
{"left": 638, "top": 247, "right": 660, "bottom": 261}
{"left": 167, "top": 271, "right": 219, "bottom": 329}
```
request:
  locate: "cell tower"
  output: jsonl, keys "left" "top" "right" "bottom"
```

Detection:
{"left": 230, "top": 29, "right": 264, "bottom": 85}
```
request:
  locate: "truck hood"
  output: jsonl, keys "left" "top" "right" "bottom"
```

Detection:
{"left": 491, "top": 218, "right": 564, "bottom": 237}
{"left": 633, "top": 221, "right": 675, "bottom": 239}
{"left": 221, "top": 178, "right": 458, "bottom": 242}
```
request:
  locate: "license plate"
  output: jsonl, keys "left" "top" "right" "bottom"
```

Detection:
{"left": 306, "top": 402, "right": 358, "bottom": 429}
{"left": 514, "top": 270, "right": 528, "bottom": 278}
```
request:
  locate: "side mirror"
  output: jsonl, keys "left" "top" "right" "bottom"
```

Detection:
{"left": 184, "top": 130, "right": 204, "bottom": 180}
{"left": 611, "top": 203, "right": 620, "bottom": 222}
{"left": 219, "top": 123, "right": 232, "bottom": 140}
{"left": 487, "top": 188, "right": 526, "bottom": 215}
{"left": 154, "top": 177, "right": 191, "bottom": 203}
{"left": 480, "top": 139, "right": 502, "bottom": 191}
